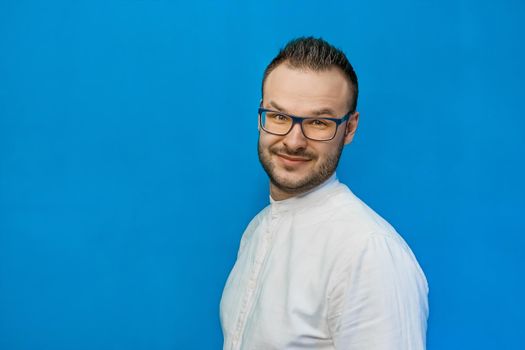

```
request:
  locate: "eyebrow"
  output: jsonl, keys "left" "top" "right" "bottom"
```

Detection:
{"left": 267, "top": 100, "right": 338, "bottom": 117}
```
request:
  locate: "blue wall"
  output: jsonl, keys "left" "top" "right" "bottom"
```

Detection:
{"left": 1, "top": 1, "right": 524, "bottom": 349}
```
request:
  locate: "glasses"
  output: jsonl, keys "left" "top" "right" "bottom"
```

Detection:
{"left": 258, "top": 108, "right": 352, "bottom": 141}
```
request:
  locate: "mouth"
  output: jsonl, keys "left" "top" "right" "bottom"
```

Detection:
{"left": 275, "top": 153, "right": 312, "bottom": 164}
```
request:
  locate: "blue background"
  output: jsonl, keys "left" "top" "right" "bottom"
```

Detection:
{"left": 1, "top": 0, "right": 524, "bottom": 349}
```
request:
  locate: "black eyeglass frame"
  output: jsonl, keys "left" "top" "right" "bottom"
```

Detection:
{"left": 258, "top": 107, "right": 353, "bottom": 141}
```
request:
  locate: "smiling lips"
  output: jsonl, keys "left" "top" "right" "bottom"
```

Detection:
{"left": 276, "top": 153, "right": 311, "bottom": 165}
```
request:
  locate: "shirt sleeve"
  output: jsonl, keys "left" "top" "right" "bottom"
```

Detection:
{"left": 327, "top": 232, "right": 429, "bottom": 350}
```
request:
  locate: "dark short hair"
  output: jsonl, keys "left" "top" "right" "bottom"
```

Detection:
{"left": 262, "top": 37, "right": 359, "bottom": 113}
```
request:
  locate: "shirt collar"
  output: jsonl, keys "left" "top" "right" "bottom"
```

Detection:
{"left": 269, "top": 173, "right": 340, "bottom": 214}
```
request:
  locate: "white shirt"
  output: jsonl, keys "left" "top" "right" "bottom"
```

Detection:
{"left": 220, "top": 175, "right": 428, "bottom": 350}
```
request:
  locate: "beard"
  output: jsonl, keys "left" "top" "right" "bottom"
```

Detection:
{"left": 258, "top": 137, "right": 345, "bottom": 197}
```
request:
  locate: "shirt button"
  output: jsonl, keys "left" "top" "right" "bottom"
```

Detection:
{"left": 248, "top": 280, "right": 256, "bottom": 289}
{"left": 255, "top": 254, "right": 264, "bottom": 264}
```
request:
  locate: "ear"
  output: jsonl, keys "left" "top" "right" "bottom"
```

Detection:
{"left": 343, "top": 112, "right": 359, "bottom": 145}
{"left": 258, "top": 99, "right": 263, "bottom": 131}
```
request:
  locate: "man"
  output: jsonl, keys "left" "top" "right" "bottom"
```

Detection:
{"left": 220, "top": 37, "right": 428, "bottom": 350}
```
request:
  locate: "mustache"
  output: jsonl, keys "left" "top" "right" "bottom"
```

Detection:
{"left": 270, "top": 146, "right": 316, "bottom": 159}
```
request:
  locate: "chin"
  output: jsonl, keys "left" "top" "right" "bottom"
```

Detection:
{"left": 271, "top": 170, "right": 319, "bottom": 193}
{"left": 273, "top": 167, "right": 309, "bottom": 184}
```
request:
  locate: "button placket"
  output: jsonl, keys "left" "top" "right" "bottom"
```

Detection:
{"left": 231, "top": 211, "right": 279, "bottom": 350}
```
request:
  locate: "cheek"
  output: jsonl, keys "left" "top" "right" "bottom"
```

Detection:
{"left": 311, "top": 143, "right": 340, "bottom": 162}
{"left": 259, "top": 133, "right": 281, "bottom": 152}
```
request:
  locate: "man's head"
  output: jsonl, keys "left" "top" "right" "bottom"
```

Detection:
{"left": 262, "top": 37, "right": 358, "bottom": 113}
{"left": 258, "top": 37, "right": 360, "bottom": 200}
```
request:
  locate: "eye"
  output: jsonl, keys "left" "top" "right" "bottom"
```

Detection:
{"left": 268, "top": 112, "right": 290, "bottom": 123}
{"left": 310, "top": 119, "right": 329, "bottom": 127}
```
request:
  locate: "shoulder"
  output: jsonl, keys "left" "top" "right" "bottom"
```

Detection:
{"left": 320, "top": 183, "right": 429, "bottom": 312}
{"left": 237, "top": 205, "right": 270, "bottom": 255}
{"left": 326, "top": 229, "right": 429, "bottom": 348}
{"left": 300, "top": 183, "right": 404, "bottom": 253}
{"left": 325, "top": 183, "right": 399, "bottom": 239}
{"left": 243, "top": 205, "right": 270, "bottom": 236}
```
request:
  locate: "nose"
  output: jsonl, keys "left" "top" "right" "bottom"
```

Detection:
{"left": 283, "top": 122, "right": 308, "bottom": 151}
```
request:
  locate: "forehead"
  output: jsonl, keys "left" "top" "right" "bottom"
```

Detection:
{"left": 263, "top": 64, "right": 352, "bottom": 115}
